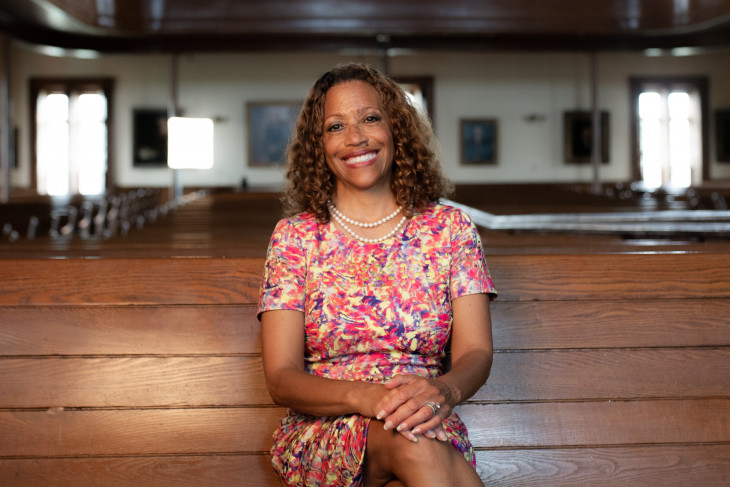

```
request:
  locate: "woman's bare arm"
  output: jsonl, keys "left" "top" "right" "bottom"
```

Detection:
{"left": 261, "top": 309, "right": 385, "bottom": 418}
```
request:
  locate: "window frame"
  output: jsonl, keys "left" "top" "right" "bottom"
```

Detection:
{"left": 29, "top": 77, "right": 114, "bottom": 195}
{"left": 629, "top": 76, "right": 709, "bottom": 184}
{"left": 393, "top": 76, "right": 435, "bottom": 129}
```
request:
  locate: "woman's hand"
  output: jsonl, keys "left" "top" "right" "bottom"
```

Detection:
{"left": 374, "top": 374, "right": 453, "bottom": 442}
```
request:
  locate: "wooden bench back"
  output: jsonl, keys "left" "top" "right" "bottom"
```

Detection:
{"left": 1, "top": 253, "right": 729, "bottom": 485}
{"left": 480, "top": 254, "right": 730, "bottom": 485}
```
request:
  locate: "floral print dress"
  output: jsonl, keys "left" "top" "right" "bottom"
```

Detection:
{"left": 258, "top": 203, "right": 496, "bottom": 486}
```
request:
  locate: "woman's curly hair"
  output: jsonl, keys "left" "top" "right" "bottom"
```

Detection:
{"left": 282, "top": 62, "right": 452, "bottom": 222}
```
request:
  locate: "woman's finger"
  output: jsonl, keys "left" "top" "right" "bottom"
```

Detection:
{"left": 412, "top": 418, "right": 449, "bottom": 443}
{"left": 392, "top": 396, "right": 449, "bottom": 433}
{"left": 379, "top": 376, "right": 448, "bottom": 430}
{"left": 383, "top": 373, "right": 415, "bottom": 390}
{"left": 398, "top": 428, "right": 419, "bottom": 443}
{"left": 377, "top": 378, "right": 423, "bottom": 423}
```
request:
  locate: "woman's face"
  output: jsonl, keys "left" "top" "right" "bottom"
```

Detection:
{"left": 322, "top": 80, "right": 394, "bottom": 197}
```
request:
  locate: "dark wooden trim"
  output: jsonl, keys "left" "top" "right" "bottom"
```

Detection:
{"left": 1, "top": 0, "right": 730, "bottom": 55}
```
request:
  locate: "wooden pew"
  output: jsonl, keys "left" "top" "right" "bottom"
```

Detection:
{"left": 0, "top": 191, "right": 281, "bottom": 259}
{"left": 0, "top": 258, "right": 277, "bottom": 486}
{"left": 478, "top": 253, "right": 730, "bottom": 485}
{"left": 5, "top": 188, "right": 730, "bottom": 259}
{"left": 0, "top": 189, "right": 164, "bottom": 245}
{"left": 1, "top": 253, "right": 729, "bottom": 485}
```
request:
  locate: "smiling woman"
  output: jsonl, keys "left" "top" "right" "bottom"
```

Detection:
{"left": 258, "top": 63, "right": 497, "bottom": 487}
{"left": 281, "top": 63, "right": 450, "bottom": 224}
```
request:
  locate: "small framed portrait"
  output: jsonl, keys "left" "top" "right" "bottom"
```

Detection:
{"left": 247, "top": 102, "right": 301, "bottom": 166}
{"left": 564, "top": 111, "right": 610, "bottom": 164}
{"left": 460, "top": 119, "right": 498, "bottom": 165}
{"left": 133, "top": 108, "right": 169, "bottom": 167}
{"left": 715, "top": 109, "right": 730, "bottom": 162}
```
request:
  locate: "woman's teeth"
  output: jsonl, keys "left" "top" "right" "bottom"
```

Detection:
{"left": 345, "top": 152, "right": 376, "bottom": 165}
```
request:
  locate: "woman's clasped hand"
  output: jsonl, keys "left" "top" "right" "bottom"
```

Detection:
{"left": 376, "top": 374, "right": 451, "bottom": 443}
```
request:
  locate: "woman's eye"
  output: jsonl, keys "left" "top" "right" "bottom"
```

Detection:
{"left": 365, "top": 115, "right": 381, "bottom": 123}
{"left": 327, "top": 123, "right": 342, "bottom": 132}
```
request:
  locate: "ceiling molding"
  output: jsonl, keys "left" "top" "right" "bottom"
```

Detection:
{"left": 1, "top": 0, "right": 729, "bottom": 54}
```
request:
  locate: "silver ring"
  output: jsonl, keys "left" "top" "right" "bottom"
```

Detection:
{"left": 425, "top": 401, "right": 441, "bottom": 416}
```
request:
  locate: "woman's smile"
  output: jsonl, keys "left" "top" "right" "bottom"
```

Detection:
{"left": 344, "top": 150, "right": 379, "bottom": 167}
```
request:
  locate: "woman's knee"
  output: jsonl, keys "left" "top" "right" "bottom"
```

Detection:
{"left": 366, "top": 421, "right": 480, "bottom": 486}
{"left": 399, "top": 435, "right": 453, "bottom": 467}
{"left": 368, "top": 424, "right": 454, "bottom": 472}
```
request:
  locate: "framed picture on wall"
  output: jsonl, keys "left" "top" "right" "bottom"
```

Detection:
{"left": 247, "top": 102, "right": 301, "bottom": 166}
{"left": 460, "top": 119, "right": 497, "bottom": 165}
{"left": 133, "top": 108, "right": 169, "bottom": 167}
{"left": 715, "top": 109, "right": 730, "bottom": 162}
{"left": 564, "top": 111, "right": 610, "bottom": 164}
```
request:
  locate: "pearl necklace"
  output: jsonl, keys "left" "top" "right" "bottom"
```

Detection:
{"left": 328, "top": 203, "right": 407, "bottom": 244}
{"left": 328, "top": 202, "right": 402, "bottom": 228}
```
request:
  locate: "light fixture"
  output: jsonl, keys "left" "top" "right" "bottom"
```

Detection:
{"left": 167, "top": 117, "right": 214, "bottom": 169}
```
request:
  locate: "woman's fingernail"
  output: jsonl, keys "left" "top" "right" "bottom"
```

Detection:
{"left": 425, "top": 430, "right": 436, "bottom": 439}
{"left": 383, "top": 420, "right": 393, "bottom": 430}
{"left": 396, "top": 423, "right": 407, "bottom": 432}
{"left": 376, "top": 410, "right": 386, "bottom": 420}
{"left": 437, "top": 430, "right": 448, "bottom": 441}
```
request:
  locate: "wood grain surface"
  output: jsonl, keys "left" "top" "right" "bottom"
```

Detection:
{"left": 2, "top": 192, "right": 729, "bottom": 485}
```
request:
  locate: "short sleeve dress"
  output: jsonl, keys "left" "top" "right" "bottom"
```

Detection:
{"left": 258, "top": 202, "right": 497, "bottom": 486}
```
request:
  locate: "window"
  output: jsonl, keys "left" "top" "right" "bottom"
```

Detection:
{"left": 630, "top": 77, "right": 709, "bottom": 188}
{"left": 30, "top": 79, "right": 113, "bottom": 196}
{"left": 395, "top": 77, "right": 434, "bottom": 125}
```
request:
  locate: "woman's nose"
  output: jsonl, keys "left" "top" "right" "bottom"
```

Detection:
{"left": 346, "top": 123, "right": 367, "bottom": 144}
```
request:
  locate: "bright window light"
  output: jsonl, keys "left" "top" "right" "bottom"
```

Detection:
{"left": 638, "top": 88, "right": 700, "bottom": 189}
{"left": 36, "top": 89, "right": 108, "bottom": 196}
{"left": 167, "top": 117, "right": 214, "bottom": 169}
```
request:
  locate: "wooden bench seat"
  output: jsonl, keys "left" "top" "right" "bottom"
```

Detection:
{"left": 1, "top": 253, "right": 729, "bottom": 485}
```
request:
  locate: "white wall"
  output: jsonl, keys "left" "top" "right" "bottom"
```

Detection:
{"left": 9, "top": 44, "right": 730, "bottom": 190}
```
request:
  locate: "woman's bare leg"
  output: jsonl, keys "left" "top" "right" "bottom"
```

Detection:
{"left": 363, "top": 420, "right": 483, "bottom": 487}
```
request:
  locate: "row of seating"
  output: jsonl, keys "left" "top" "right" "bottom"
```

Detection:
{"left": 1, "top": 194, "right": 728, "bottom": 485}
{"left": 4, "top": 183, "right": 730, "bottom": 249}
{"left": 0, "top": 188, "right": 208, "bottom": 244}
{"left": 569, "top": 181, "right": 730, "bottom": 210}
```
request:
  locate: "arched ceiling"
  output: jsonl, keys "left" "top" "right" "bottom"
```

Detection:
{"left": 1, "top": 0, "right": 730, "bottom": 53}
